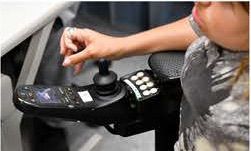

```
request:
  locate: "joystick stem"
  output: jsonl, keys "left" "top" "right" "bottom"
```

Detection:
{"left": 98, "top": 59, "right": 109, "bottom": 75}
{"left": 93, "top": 59, "right": 119, "bottom": 96}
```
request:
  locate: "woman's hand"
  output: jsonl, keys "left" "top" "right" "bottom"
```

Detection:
{"left": 60, "top": 17, "right": 196, "bottom": 74}
{"left": 60, "top": 27, "right": 125, "bottom": 74}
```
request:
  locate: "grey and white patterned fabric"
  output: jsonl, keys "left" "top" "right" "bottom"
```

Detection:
{"left": 174, "top": 36, "right": 249, "bottom": 151}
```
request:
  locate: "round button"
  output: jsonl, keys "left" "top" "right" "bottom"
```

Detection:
{"left": 139, "top": 85, "right": 147, "bottom": 90}
{"left": 142, "top": 76, "right": 150, "bottom": 82}
{"left": 143, "top": 90, "right": 150, "bottom": 96}
{"left": 136, "top": 72, "right": 144, "bottom": 78}
{"left": 23, "top": 86, "right": 29, "bottom": 90}
{"left": 20, "top": 92, "right": 26, "bottom": 97}
{"left": 130, "top": 75, "right": 138, "bottom": 81}
{"left": 68, "top": 105, "right": 74, "bottom": 108}
{"left": 146, "top": 82, "right": 154, "bottom": 87}
{"left": 136, "top": 80, "right": 143, "bottom": 85}
{"left": 28, "top": 92, "right": 33, "bottom": 98}
{"left": 150, "top": 88, "right": 158, "bottom": 94}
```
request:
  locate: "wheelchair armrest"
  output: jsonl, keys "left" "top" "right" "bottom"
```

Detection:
{"left": 148, "top": 51, "right": 185, "bottom": 81}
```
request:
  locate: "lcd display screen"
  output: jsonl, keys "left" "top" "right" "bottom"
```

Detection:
{"left": 36, "top": 88, "right": 61, "bottom": 103}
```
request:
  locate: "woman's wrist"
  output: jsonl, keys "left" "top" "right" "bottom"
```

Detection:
{"left": 113, "top": 36, "right": 138, "bottom": 58}
{"left": 118, "top": 35, "right": 152, "bottom": 57}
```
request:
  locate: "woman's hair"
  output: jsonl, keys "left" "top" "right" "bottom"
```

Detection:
{"left": 233, "top": 56, "right": 249, "bottom": 100}
{"left": 240, "top": 2, "right": 249, "bottom": 13}
{"left": 232, "top": 2, "right": 249, "bottom": 101}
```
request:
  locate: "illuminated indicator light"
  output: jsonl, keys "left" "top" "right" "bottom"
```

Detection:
{"left": 130, "top": 75, "right": 138, "bottom": 81}
{"left": 139, "top": 85, "right": 147, "bottom": 90}
{"left": 143, "top": 90, "right": 150, "bottom": 96}
{"left": 136, "top": 72, "right": 144, "bottom": 78}
{"left": 146, "top": 82, "right": 154, "bottom": 87}
{"left": 150, "top": 88, "right": 158, "bottom": 94}
{"left": 136, "top": 80, "right": 143, "bottom": 85}
{"left": 142, "top": 77, "right": 150, "bottom": 82}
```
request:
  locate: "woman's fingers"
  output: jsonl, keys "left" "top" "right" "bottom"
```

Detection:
{"left": 60, "top": 30, "right": 76, "bottom": 55}
{"left": 60, "top": 27, "right": 85, "bottom": 55}
{"left": 65, "top": 38, "right": 78, "bottom": 52}
{"left": 60, "top": 32, "right": 67, "bottom": 55}
{"left": 74, "top": 62, "right": 84, "bottom": 75}
{"left": 69, "top": 28, "right": 91, "bottom": 41}
{"left": 62, "top": 48, "right": 93, "bottom": 66}
{"left": 60, "top": 27, "right": 98, "bottom": 74}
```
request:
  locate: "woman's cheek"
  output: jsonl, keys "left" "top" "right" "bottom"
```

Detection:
{"left": 203, "top": 17, "right": 232, "bottom": 44}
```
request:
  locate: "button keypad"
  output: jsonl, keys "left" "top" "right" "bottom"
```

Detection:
{"left": 123, "top": 70, "right": 159, "bottom": 101}
{"left": 59, "top": 87, "right": 84, "bottom": 107}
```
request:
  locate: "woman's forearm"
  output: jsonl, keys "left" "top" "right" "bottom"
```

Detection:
{"left": 60, "top": 16, "right": 198, "bottom": 67}
{"left": 120, "top": 17, "right": 198, "bottom": 56}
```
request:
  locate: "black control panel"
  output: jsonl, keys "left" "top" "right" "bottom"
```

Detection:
{"left": 14, "top": 83, "right": 130, "bottom": 124}
{"left": 13, "top": 59, "right": 165, "bottom": 130}
{"left": 14, "top": 70, "right": 161, "bottom": 125}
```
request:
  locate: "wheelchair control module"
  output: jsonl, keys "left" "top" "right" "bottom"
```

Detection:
{"left": 14, "top": 69, "right": 161, "bottom": 124}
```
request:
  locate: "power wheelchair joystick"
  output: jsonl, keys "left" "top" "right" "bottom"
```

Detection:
{"left": 93, "top": 59, "right": 119, "bottom": 96}
{"left": 13, "top": 52, "right": 185, "bottom": 151}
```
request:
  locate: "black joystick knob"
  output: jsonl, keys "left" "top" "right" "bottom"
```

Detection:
{"left": 93, "top": 59, "right": 119, "bottom": 96}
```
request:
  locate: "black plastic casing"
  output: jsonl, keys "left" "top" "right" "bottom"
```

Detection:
{"left": 13, "top": 83, "right": 136, "bottom": 125}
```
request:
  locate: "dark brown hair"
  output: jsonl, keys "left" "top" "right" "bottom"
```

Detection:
{"left": 232, "top": 56, "right": 249, "bottom": 100}
{"left": 241, "top": 2, "right": 249, "bottom": 13}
